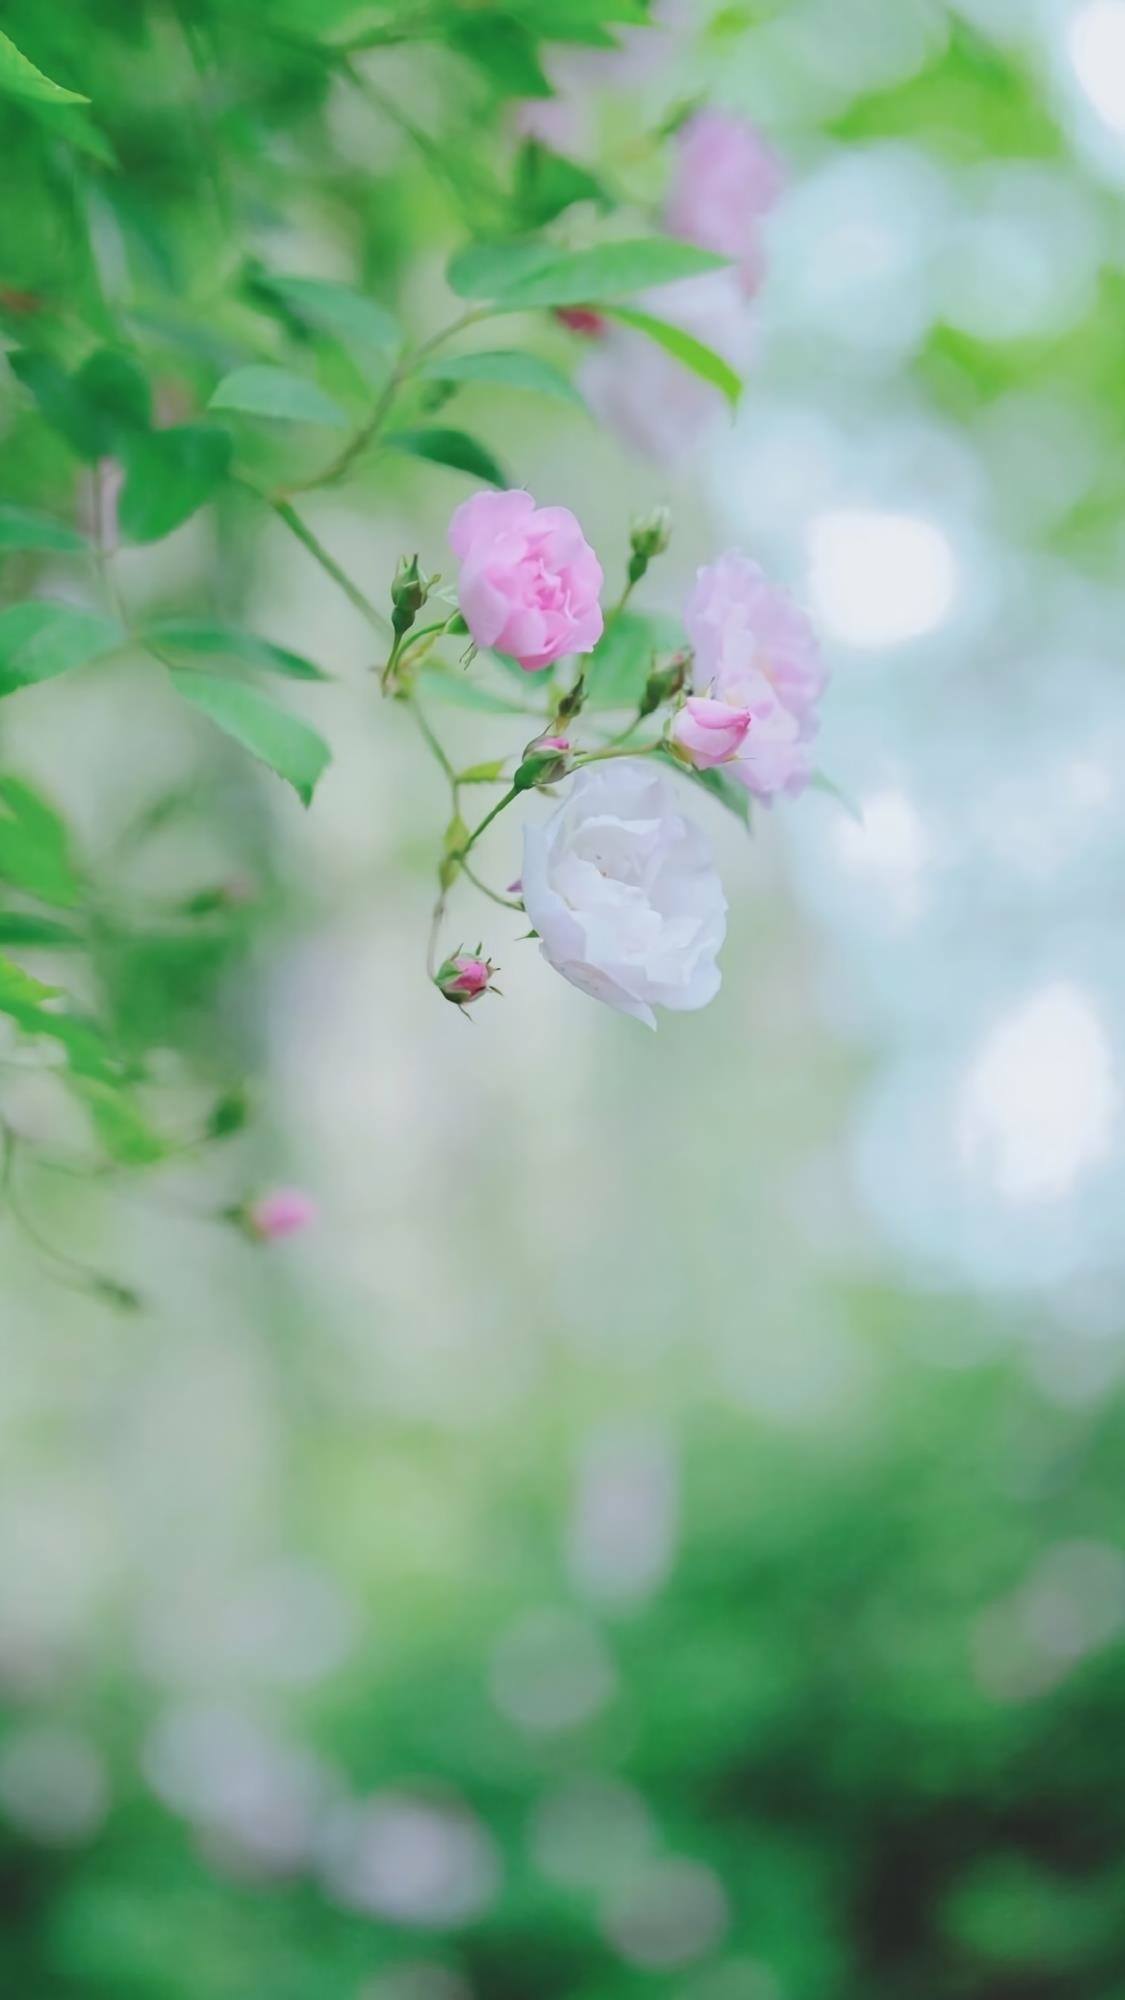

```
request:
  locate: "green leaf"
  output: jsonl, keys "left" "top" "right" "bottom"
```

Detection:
{"left": 9, "top": 350, "right": 107, "bottom": 461}
{"left": 0, "top": 778, "right": 80, "bottom": 907}
{"left": 0, "top": 603, "right": 123, "bottom": 697}
{"left": 209, "top": 365, "right": 348, "bottom": 427}
{"left": 388, "top": 428, "right": 507, "bottom": 487}
{"left": 419, "top": 348, "right": 584, "bottom": 410}
{"left": 258, "top": 275, "right": 399, "bottom": 355}
{"left": 0, "top": 28, "right": 87, "bottom": 105}
{"left": 118, "top": 426, "right": 232, "bottom": 543}
{"left": 656, "top": 746, "right": 753, "bottom": 829}
{"left": 170, "top": 672, "right": 331, "bottom": 805}
{"left": 449, "top": 14, "right": 552, "bottom": 96}
{"left": 458, "top": 759, "right": 509, "bottom": 783}
{"left": 514, "top": 141, "right": 608, "bottom": 229}
{"left": 0, "top": 911, "right": 78, "bottom": 946}
{"left": 604, "top": 304, "right": 742, "bottom": 406}
{"left": 451, "top": 236, "right": 728, "bottom": 308}
{"left": 143, "top": 620, "right": 329, "bottom": 682}
{"left": 73, "top": 347, "right": 152, "bottom": 440}
{"left": 585, "top": 610, "right": 683, "bottom": 710}
{"left": 416, "top": 666, "right": 534, "bottom": 716}
{"left": 0, "top": 506, "right": 86, "bottom": 554}
{"left": 0, "top": 952, "right": 59, "bottom": 1009}
{"left": 447, "top": 239, "right": 560, "bottom": 301}
{"left": 72, "top": 1078, "right": 165, "bottom": 1165}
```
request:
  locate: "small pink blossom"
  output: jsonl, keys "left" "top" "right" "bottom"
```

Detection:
{"left": 666, "top": 109, "right": 784, "bottom": 296}
{"left": 248, "top": 1188, "right": 317, "bottom": 1242}
{"left": 435, "top": 950, "right": 500, "bottom": 1007}
{"left": 450, "top": 489, "right": 604, "bottom": 674}
{"left": 670, "top": 696, "right": 752, "bottom": 769}
{"left": 685, "top": 553, "right": 826, "bottom": 802}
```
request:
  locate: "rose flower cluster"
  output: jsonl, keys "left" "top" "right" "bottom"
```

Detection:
{"left": 390, "top": 488, "right": 827, "bottom": 1031}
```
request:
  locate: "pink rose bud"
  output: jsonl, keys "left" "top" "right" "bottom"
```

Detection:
{"left": 435, "top": 950, "right": 499, "bottom": 1007}
{"left": 554, "top": 306, "right": 608, "bottom": 338}
{"left": 516, "top": 732, "right": 572, "bottom": 791}
{"left": 666, "top": 109, "right": 784, "bottom": 296}
{"left": 449, "top": 489, "right": 604, "bottom": 674}
{"left": 670, "top": 695, "right": 753, "bottom": 769}
{"left": 248, "top": 1188, "right": 317, "bottom": 1242}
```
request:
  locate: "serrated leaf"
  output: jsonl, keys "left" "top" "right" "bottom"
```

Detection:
{"left": 0, "top": 603, "right": 123, "bottom": 697}
{"left": 144, "top": 620, "right": 329, "bottom": 682}
{"left": 171, "top": 672, "right": 331, "bottom": 805}
{"left": 260, "top": 275, "right": 400, "bottom": 355}
{"left": 0, "top": 912, "right": 78, "bottom": 946}
{"left": 419, "top": 348, "right": 585, "bottom": 410}
{"left": 0, "top": 28, "right": 87, "bottom": 105}
{"left": 452, "top": 236, "right": 728, "bottom": 308}
{"left": 118, "top": 426, "right": 231, "bottom": 543}
{"left": 209, "top": 365, "right": 348, "bottom": 427}
{"left": 604, "top": 304, "right": 742, "bottom": 406}
{"left": 0, "top": 506, "right": 86, "bottom": 554}
{"left": 0, "top": 777, "right": 80, "bottom": 907}
{"left": 585, "top": 610, "right": 683, "bottom": 710}
{"left": 388, "top": 427, "right": 507, "bottom": 487}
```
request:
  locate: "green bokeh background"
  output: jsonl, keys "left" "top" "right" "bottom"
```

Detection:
{"left": 3, "top": 3, "right": 1125, "bottom": 1996}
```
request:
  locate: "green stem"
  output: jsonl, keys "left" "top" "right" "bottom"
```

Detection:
{"left": 241, "top": 482, "right": 391, "bottom": 637}
{"left": 456, "top": 784, "right": 520, "bottom": 862}
{"left": 459, "top": 858, "right": 523, "bottom": 910}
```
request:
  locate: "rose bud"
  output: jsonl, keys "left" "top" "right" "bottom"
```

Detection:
{"left": 390, "top": 553, "right": 431, "bottom": 642}
{"left": 435, "top": 950, "right": 500, "bottom": 1007}
{"left": 670, "top": 695, "right": 752, "bottom": 769}
{"left": 515, "top": 733, "right": 572, "bottom": 790}
{"left": 247, "top": 1188, "right": 318, "bottom": 1242}
{"left": 554, "top": 307, "right": 608, "bottom": 338}
{"left": 627, "top": 506, "right": 673, "bottom": 586}
{"left": 639, "top": 649, "right": 690, "bottom": 718}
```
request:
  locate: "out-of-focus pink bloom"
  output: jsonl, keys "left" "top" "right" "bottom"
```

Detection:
{"left": 554, "top": 307, "right": 608, "bottom": 338}
{"left": 450, "top": 489, "right": 604, "bottom": 673}
{"left": 685, "top": 553, "right": 827, "bottom": 802}
{"left": 248, "top": 1188, "right": 317, "bottom": 1241}
{"left": 580, "top": 270, "right": 753, "bottom": 464}
{"left": 670, "top": 695, "right": 752, "bottom": 769}
{"left": 687, "top": 552, "right": 826, "bottom": 724}
{"left": 666, "top": 109, "right": 784, "bottom": 296}
{"left": 513, "top": 93, "right": 590, "bottom": 155}
{"left": 435, "top": 952, "right": 499, "bottom": 1007}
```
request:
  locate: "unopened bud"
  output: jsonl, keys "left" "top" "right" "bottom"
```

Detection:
{"left": 627, "top": 507, "right": 672, "bottom": 587}
{"left": 435, "top": 949, "right": 500, "bottom": 1007}
{"left": 514, "top": 734, "right": 572, "bottom": 790}
{"left": 554, "top": 306, "right": 608, "bottom": 338}
{"left": 639, "top": 648, "right": 690, "bottom": 718}
{"left": 391, "top": 553, "right": 431, "bottom": 642}
{"left": 245, "top": 1188, "right": 318, "bottom": 1242}
{"left": 555, "top": 675, "right": 586, "bottom": 725}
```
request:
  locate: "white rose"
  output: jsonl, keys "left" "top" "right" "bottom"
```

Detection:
{"left": 521, "top": 760, "right": 727, "bottom": 1028}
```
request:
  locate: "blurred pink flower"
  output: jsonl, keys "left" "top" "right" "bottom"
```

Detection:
{"left": 580, "top": 270, "right": 753, "bottom": 463}
{"left": 670, "top": 695, "right": 752, "bottom": 769}
{"left": 450, "top": 489, "right": 604, "bottom": 673}
{"left": 666, "top": 109, "right": 784, "bottom": 296}
{"left": 248, "top": 1189, "right": 317, "bottom": 1242}
{"left": 685, "top": 554, "right": 827, "bottom": 802}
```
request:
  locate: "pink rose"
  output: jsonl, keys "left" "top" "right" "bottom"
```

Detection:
{"left": 450, "top": 489, "right": 604, "bottom": 674}
{"left": 670, "top": 695, "right": 752, "bottom": 769}
{"left": 248, "top": 1188, "right": 317, "bottom": 1241}
{"left": 685, "top": 554, "right": 826, "bottom": 802}
{"left": 666, "top": 109, "right": 784, "bottom": 296}
{"left": 687, "top": 552, "right": 827, "bottom": 725}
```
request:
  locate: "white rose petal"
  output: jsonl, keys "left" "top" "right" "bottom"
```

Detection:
{"left": 521, "top": 761, "right": 727, "bottom": 1028}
